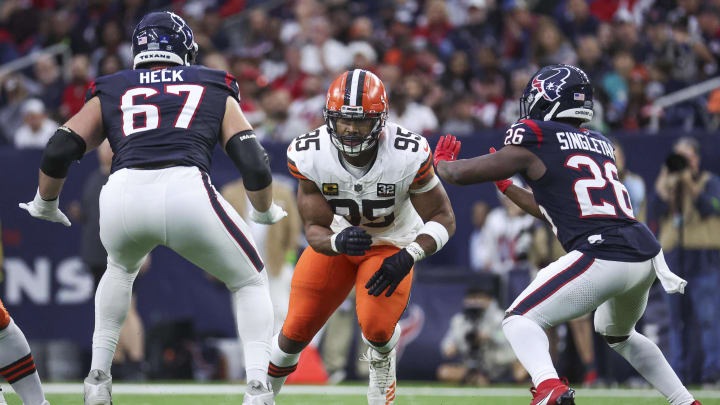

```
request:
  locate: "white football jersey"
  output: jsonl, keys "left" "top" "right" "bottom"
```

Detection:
{"left": 287, "top": 122, "right": 433, "bottom": 248}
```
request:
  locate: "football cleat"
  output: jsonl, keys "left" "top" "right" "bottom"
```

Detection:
{"left": 242, "top": 380, "right": 274, "bottom": 405}
{"left": 0, "top": 387, "right": 6, "bottom": 405}
{"left": 362, "top": 347, "right": 397, "bottom": 405}
{"left": 691, "top": 401, "right": 702, "bottom": 405}
{"left": 84, "top": 369, "right": 113, "bottom": 405}
{"left": 529, "top": 378, "right": 575, "bottom": 405}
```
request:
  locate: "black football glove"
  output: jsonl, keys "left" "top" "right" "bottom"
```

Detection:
{"left": 334, "top": 226, "right": 372, "bottom": 256}
{"left": 365, "top": 249, "right": 414, "bottom": 297}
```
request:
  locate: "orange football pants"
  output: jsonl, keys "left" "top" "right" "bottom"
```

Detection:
{"left": 282, "top": 245, "right": 413, "bottom": 344}
{"left": 0, "top": 298, "right": 10, "bottom": 329}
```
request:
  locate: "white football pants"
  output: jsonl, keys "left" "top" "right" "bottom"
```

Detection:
{"left": 92, "top": 166, "right": 273, "bottom": 378}
{"left": 507, "top": 250, "right": 656, "bottom": 336}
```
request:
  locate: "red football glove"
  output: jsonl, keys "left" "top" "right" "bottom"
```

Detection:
{"left": 433, "top": 134, "right": 461, "bottom": 168}
{"left": 489, "top": 147, "right": 513, "bottom": 193}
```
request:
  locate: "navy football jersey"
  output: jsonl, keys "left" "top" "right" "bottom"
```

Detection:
{"left": 86, "top": 65, "right": 240, "bottom": 173}
{"left": 504, "top": 119, "right": 660, "bottom": 262}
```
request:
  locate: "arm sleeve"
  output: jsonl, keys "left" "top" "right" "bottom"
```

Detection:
{"left": 696, "top": 174, "right": 720, "bottom": 217}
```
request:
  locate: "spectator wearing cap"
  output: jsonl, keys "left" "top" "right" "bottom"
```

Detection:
{"left": 0, "top": 74, "right": 37, "bottom": 144}
{"left": 14, "top": 98, "right": 58, "bottom": 149}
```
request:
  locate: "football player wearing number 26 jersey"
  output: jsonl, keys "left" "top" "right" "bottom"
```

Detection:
{"left": 19, "top": 11, "right": 285, "bottom": 405}
{"left": 267, "top": 69, "right": 456, "bottom": 405}
{"left": 435, "top": 64, "right": 700, "bottom": 405}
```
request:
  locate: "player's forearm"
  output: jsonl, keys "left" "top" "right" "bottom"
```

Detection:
{"left": 504, "top": 185, "right": 544, "bottom": 220}
{"left": 246, "top": 184, "right": 272, "bottom": 212}
{"left": 305, "top": 224, "right": 338, "bottom": 256}
{"left": 437, "top": 157, "right": 511, "bottom": 186}
{"left": 38, "top": 171, "right": 66, "bottom": 200}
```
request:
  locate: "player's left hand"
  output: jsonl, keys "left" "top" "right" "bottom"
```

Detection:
{"left": 19, "top": 189, "right": 71, "bottom": 226}
{"left": 433, "top": 134, "right": 461, "bottom": 168}
{"left": 365, "top": 249, "right": 414, "bottom": 297}
{"left": 250, "top": 202, "right": 288, "bottom": 225}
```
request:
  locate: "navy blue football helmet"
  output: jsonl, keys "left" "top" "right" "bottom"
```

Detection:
{"left": 131, "top": 11, "right": 198, "bottom": 69}
{"left": 520, "top": 64, "right": 594, "bottom": 123}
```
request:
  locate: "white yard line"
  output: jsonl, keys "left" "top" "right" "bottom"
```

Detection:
{"left": 4, "top": 384, "right": 720, "bottom": 398}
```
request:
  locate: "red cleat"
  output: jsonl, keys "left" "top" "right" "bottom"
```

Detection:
{"left": 691, "top": 401, "right": 702, "bottom": 405}
{"left": 529, "top": 378, "right": 576, "bottom": 405}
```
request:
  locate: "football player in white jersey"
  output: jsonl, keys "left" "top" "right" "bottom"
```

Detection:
{"left": 267, "top": 69, "right": 456, "bottom": 405}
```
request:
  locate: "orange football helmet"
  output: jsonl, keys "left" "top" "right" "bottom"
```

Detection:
{"left": 324, "top": 69, "right": 388, "bottom": 156}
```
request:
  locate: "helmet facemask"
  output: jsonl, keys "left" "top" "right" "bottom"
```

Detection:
{"left": 325, "top": 105, "right": 386, "bottom": 157}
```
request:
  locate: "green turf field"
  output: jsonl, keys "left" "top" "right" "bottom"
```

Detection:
{"left": 3, "top": 384, "right": 719, "bottom": 404}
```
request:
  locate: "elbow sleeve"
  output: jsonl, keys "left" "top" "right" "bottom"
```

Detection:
{"left": 40, "top": 126, "right": 87, "bottom": 178}
{"left": 225, "top": 130, "right": 272, "bottom": 191}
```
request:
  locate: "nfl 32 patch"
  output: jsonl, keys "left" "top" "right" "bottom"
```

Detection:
{"left": 377, "top": 183, "right": 396, "bottom": 197}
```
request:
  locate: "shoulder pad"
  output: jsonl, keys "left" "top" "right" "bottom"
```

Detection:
{"left": 199, "top": 67, "right": 241, "bottom": 102}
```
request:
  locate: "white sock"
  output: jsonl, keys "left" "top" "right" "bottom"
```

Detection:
{"left": 502, "top": 315, "right": 559, "bottom": 387}
{"left": 91, "top": 260, "right": 138, "bottom": 374}
{"left": 609, "top": 331, "right": 694, "bottom": 405}
{"left": 233, "top": 274, "right": 273, "bottom": 384}
{"left": 0, "top": 319, "right": 46, "bottom": 405}
{"left": 267, "top": 333, "right": 300, "bottom": 396}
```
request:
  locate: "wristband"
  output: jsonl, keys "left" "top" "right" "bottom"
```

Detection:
{"left": 405, "top": 242, "right": 426, "bottom": 262}
{"left": 418, "top": 221, "right": 450, "bottom": 253}
{"left": 330, "top": 233, "right": 339, "bottom": 253}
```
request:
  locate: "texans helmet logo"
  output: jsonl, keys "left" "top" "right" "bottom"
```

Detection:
{"left": 531, "top": 67, "right": 571, "bottom": 102}
{"left": 168, "top": 12, "right": 195, "bottom": 51}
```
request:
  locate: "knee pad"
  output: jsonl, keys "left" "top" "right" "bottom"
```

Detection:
{"left": 362, "top": 323, "right": 401, "bottom": 353}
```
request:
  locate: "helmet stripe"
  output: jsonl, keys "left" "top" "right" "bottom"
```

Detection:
{"left": 348, "top": 69, "right": 361, "bottom": 106}
{"left": 355, "top": 70, "right": 366, "bottom": 107}
{"left": 343, "top": 70, "right": 354, "bottom": 106}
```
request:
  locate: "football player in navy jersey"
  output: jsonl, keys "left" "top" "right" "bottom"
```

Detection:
{"left": 435, "top": 64, "right": 700, "bottom": 405}
{"left": 19, "top": 11, "right": 282, "bottom": 405}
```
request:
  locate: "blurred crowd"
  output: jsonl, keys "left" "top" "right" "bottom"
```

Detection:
{"left": 2, "top": 0, "right": 720, "bottom": 149}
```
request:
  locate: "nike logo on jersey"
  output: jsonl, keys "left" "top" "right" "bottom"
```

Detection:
{"left": 139, "top": 69, "right": 184, "bottom": 84}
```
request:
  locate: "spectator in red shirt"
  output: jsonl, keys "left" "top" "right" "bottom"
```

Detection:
{"left": 60, "top": 54, "right": 91, "bottom": 119}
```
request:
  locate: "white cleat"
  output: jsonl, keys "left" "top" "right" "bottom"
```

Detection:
{"left": 242, "top": 380, "right": 274, "bottom": 405}
{"left": 84, "top": 369, "right": 112, "bottom": 405}
{"left": 362, "top": 347, "right": 397, "bottom": 405}
{"left": 0, "top": 387, "right": 7, "bottom": 405}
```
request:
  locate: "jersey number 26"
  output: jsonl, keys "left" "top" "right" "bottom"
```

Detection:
{"left": 565, "top": 154, "right": 634, "bottom": 218}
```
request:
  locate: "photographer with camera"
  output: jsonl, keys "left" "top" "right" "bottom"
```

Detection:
{"left": 650, "top": 136, "right": 720, "bottom": 385}
{"left": 436, "top": 284, "right": 526, "bottom": 386}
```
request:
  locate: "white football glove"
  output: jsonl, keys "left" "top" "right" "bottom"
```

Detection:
{"left": 19, "top": 189, "right": 71, "bottom": 227}
{"left": 250, "top": 202, "right": 288, "bottom": 225}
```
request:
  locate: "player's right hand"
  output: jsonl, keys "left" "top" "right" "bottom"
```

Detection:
{"left": 433, "top": 134, "right": 461, "bottom": 168}
{"left": 19, "top": 189, "right": 71, "bottom": 227}
{"left": 332, "top": 226, "right": 372, "bottom": 256}
{"left": 489, "top": 147, "right": 512, "bottom": 193}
